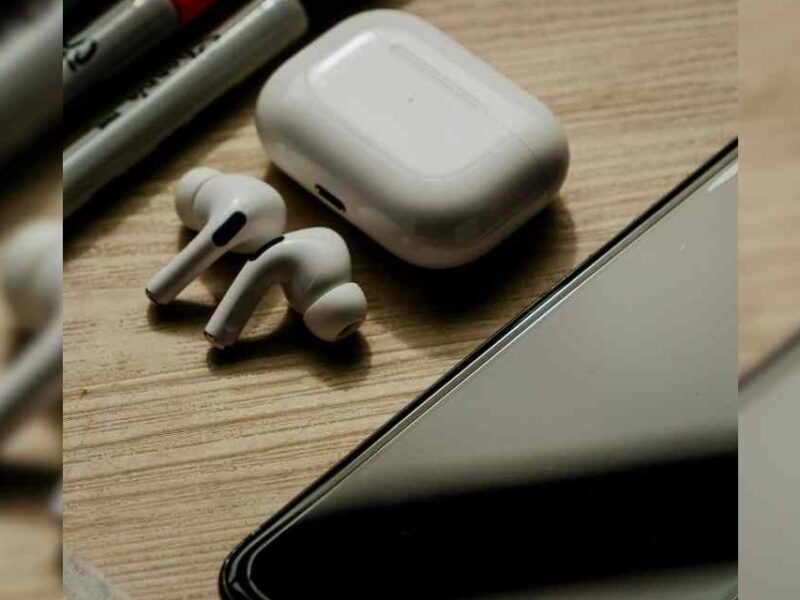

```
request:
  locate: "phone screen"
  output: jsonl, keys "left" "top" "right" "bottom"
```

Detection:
{"left": 221, "top": 144, "right": 738, "bottom": 600}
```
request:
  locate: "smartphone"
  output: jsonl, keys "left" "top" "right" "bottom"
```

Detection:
{"left": 220, "top": 141, "right": 738, "bottom": 600}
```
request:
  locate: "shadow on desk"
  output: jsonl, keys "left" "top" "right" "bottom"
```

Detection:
{"left": 149, "top": 295, "right": 372, "bottom": 387}
{"left": 206, "top": 312, "right": 371, "bottom": 380}
{"left": 265, "top": 165, "right": 578, "bottom": 359}
{"left": 0, "top": 461, "right": 60, "bottom": 505}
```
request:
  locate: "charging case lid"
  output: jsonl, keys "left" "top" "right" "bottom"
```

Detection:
{"left": 257, "top": 9, "right": 568, "bottom": 268}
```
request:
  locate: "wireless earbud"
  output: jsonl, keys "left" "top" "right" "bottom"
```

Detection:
{"left": 204, "top": 227, "right": 367, "bottom": 347}
{"left": 0, "top": 221, "right": 62, "bottom": 440}
{"left": 145, "top": 168, "right": 286, "bottom": 305}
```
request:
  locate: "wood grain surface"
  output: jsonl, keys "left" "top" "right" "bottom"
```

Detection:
{"left": 738, "top": 0, "right": 800, "bottom": 375}
{"left": 62, "top": 1, "right": 739, "bottom": 598}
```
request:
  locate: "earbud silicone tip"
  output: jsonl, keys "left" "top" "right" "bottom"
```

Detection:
{"left": 303, "top": 282, "right": 367, "bottom": 342}
{"left": 2, "top": 221, "right": 61, "bottom": 330}
{"left": 174, "top": 167, "right": 219, "bottom": 227}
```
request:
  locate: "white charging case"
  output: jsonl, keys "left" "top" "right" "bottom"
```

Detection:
{"left": 256, "top": 10, "right": 569, "bottom": 268}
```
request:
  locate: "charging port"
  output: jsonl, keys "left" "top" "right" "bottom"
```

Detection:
{"left": 315, "top": 184, "right": 346, "bottom": 212}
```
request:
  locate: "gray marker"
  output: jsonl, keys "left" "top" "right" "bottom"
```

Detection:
{"left": 0, "top": 2, "right": 61, "bottom": 165}
{"left": 63, "top": 0, "right": 225, "bottom": 103}
{"left": 64, "top": 0, "right": 354, "bottom": 217}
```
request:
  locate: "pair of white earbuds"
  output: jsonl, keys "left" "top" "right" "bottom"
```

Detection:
{"left": 0, "top": 221, "right": 62, "bottom": 442}
{"left": 145, "top": 168, "right": 367, "bottom": 346}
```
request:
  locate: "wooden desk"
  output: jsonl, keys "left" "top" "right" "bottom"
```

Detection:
{"left": 63, "top": 1, "right": 739, "bottom": 597}
{"left": 739, "top": 0, "right": 800, "bottom": 374}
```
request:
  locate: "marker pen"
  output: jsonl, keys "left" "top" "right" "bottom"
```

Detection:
{"left": 0, "top": 1, "right": 62, "bottom": 165}
{"left": 64, "top": 0, "right": 224, "bottom": 102}
{"left": 64, "top": 0, "right": 361, "bottom": 217}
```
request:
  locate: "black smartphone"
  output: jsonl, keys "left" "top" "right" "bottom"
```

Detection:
{"left": 220, "top": 141, "right": 738, "bottom": 600}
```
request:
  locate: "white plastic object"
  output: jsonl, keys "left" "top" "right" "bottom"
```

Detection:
{"left": 0, "top": 221, "right": 63, "bottom": 441}
{"left": 256, "top": 9, "right": 569, "bottom": 268}
{"left": 204, "top": 227, "right": 367, "bottom": 347}
{"left": 145, "top": 168, "right": 287, "bottom": 305}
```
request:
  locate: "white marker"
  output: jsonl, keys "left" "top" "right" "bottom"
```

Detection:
{"left": 63, "top": 0, "right": 224, "bottom": 103}
{"left": 64, "top": 0, "right": 358, "bottom": 217}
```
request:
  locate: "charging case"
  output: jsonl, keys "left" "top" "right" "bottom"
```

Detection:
{"left": 256, "top": 9, "right": 569, "bottom": 268}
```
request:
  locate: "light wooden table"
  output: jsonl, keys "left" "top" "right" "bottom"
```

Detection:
{"left": 738, "top": 0, "right": 800, "bottom": 374}
{"left": 63, "top": 1, "right": 741, "bottom": 598}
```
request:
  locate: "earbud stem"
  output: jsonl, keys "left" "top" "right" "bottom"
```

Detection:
{"left": 0, "top": 316, "right": 62, "bottom": 442}
{"left": 204, "top": 250, "right": 284, "bottom": 348}
{"left": 146, "top": 226, "right": 229, "bottom": 305}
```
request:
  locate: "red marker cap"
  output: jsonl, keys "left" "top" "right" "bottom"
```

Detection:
{"left": 172, "top": 0, "right": 221, "bottom": 24}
